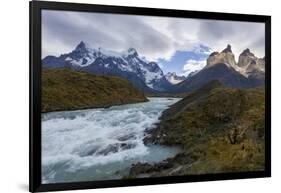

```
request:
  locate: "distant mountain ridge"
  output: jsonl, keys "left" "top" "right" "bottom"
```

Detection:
{"left": 206, "top": 45, "right": 265, "bottom": 77}
{"left": 42, "top": 41, "right": 172, "bottom": 92}
{"left": 165, "top": 72, "right": 186, "bottom": 84}
{"left": 174, "top": 44, "right": 265, "bottom": 93}
{"left": 43, "top": 42, "right": 265, "bottom": 94}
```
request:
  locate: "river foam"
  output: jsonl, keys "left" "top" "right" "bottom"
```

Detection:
{"left": 42, "top": 97, "right": 181, "bottom": 183}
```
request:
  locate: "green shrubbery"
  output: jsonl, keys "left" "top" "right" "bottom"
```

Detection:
{"left": 144, "top": 82, "right": 265, "bottom": 175}
{"left": 42, "top": 68, "right": 148, "bottom": 112}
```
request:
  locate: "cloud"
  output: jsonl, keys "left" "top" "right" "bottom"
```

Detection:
{"left": 42, "top": 10, "right": 176, "bottom": 61}
{"left": 197, "top": 20, "right": 265, "bottom": 58}
{"left": 42, "top": 10, "right": 265, "bottom": 66}
{"left": 181, "top": 59, "right": 206, "bottom": 76}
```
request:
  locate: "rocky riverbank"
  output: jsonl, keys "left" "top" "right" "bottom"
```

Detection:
{"left": 127, "top": 80, "right": 265, "bottom": 177}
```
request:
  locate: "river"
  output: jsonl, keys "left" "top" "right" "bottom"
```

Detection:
{"left": 42, "top": 97, "right": 181, "bottom": 183}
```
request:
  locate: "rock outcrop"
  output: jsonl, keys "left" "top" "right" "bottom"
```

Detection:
{"left": 206, "top": 44, "right": 237, "bottom": 69}
{"left": 173, "top": 45, "right": 266, "bottom": 93}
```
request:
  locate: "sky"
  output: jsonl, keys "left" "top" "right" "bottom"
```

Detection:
{"left": 42, "top": 10, "right": 265, "bottom": 76}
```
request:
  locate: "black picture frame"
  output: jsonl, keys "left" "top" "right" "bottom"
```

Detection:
{"left": 30, "top": 1, "right": 271, "bottom": 192}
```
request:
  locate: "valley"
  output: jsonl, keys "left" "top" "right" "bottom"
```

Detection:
{"left": 41, "top": 42, "right": 266, "bottom": 182}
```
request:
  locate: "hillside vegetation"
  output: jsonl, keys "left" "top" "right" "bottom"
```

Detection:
{"left": 42, "top": 68, "right": 148, "bottom": 112}
{"left": 129, "top": 80, "right": 265, "bottom": 177}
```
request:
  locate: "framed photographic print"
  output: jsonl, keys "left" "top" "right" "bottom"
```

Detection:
{"left": 30, "top": 1, "right": 271, "bottom": 192}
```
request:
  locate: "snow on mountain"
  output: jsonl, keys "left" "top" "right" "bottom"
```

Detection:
{"left": 42, "top": 42, "right": 265, "bottom": 93}
{"left": 165, "top": 72, "right": 186, "bottom": 84}
{"left": 42, "top": 41, "right": 171, "bottom": 92}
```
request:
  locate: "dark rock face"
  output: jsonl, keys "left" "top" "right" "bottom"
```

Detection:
{"left": 75, "top": 145, "right": 101, "bottom": 157}
{"left": 97, "top": 144, "right": 119, "bottom": 156}
{"left": 129, "top": 161, "right": 174, "bottom": 176}
{"left": 128, "top": 153, "right": 194, "bottom": 178}
{"left": 117, "top": 134, "right": 137, "bottom": 141}
{"left": 240, "top": 48, "right": 255, "bottom": 57}
{"left": 209, "top": 51, "right": 219, "bottom": 57}
{"left": 127, "top": 47, "right": 138, "bottom": 57}
{"left": 73, "top": 41, "right": 89, "bottom": 56}
{"left": 222, "top": 44, "right": 232, "bottom": 53}
{"left": 84, "top": 143, "right": 137, "bottom": 156}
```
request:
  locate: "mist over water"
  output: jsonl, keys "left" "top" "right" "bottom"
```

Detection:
{"left": 42, "top": 97, "right": 181, "bottom": 183}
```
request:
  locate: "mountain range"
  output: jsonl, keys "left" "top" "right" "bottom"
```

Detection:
{"left": 43, "top": 41, "right": 172, "bottom": 92}
{"left": 174, "top": 44, "right": 265, "bottom": 92}
{"left": 42, "top": 42, "right": 265, "bottom": 93}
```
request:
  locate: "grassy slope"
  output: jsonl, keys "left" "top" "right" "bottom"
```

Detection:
{"left": 131, "top": 81, "right": 265, "bottom": 176}
{"left": 42, "top": 68, "right": 148, "bottom": 112}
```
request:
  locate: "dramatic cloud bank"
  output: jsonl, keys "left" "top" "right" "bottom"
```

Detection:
{"left": 182, "top": 59, "right": 206, "bottom": 76}
{"left": 42, "top": 10, "right": 265, "bottom": 75}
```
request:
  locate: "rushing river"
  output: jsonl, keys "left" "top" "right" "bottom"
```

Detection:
{"left": 42, "top": 97, "right": 181, "bottom": 183}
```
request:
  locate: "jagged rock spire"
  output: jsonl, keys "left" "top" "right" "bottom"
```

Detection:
{"left": 76, "top": 41, "right": 86, "bottom": 49}
{"left": 222, "top": 44, "right": 232, "bottom": 53}
{"left": 206, "top": 44, "right": 236, "bottom": 68}
{"left": 127, "top": 47, "right": 138, "bottom": 56}
{"left": 240, "top": 48, "right": 255, "bottom": 57}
